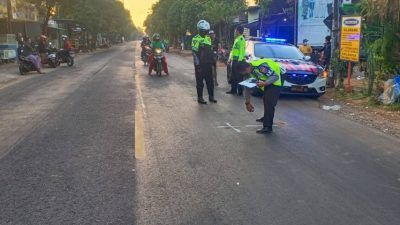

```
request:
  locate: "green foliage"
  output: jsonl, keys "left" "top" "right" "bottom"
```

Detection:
{"left": 144, "top": 0, "right": 246, "bottom": 43}
{"left": 26, "top": 0, "right": 61, "bottom": 34}
{"left": 58, "top": 0, "right": 137, "bottom": 37}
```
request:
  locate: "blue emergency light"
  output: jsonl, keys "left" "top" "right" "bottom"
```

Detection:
{"left": 263, "top": 38, "right": 287, "bottom": 43}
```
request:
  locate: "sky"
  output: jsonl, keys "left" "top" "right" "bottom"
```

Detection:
{"left": 124, "top": 0, "right": 158, "bottom": 29}
{"left": 124, "top": 0, "right": 256, "bottom": 29}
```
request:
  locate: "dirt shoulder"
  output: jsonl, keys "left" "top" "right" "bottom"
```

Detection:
{"left": 320, "top": 89, "right": 400, "bottom": 138}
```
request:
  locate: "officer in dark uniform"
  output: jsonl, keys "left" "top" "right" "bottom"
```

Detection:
{"left": 192, "top": 20, "right": 217, "bottom": 104}
{"left": 237, "top": 59, "right": 283, "bottom": 134}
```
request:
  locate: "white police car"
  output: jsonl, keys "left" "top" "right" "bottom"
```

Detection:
{"left": 228, "top": 38, "right": 326, "bottom": 98}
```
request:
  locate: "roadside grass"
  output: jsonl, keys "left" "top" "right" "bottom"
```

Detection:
{"left": 327, "top": 88, "right": 400, "bottom": 112}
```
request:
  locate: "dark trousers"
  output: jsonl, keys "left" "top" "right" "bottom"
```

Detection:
{"left": 195, "top": 64, "right": 214, "bottom": 99}
{"left": 230, "top": 60, "right": 243, "bottom": 94}
{"left": 263, "top": 85, "right": 282, "bottom": 128}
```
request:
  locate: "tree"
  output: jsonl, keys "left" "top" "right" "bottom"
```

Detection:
{"left": 26, "top": 0, "right": 61, "bottom": 35}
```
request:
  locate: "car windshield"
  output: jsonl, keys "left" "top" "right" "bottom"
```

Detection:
{"left": 254, "top": 43, "right": 305, "bottom": 60}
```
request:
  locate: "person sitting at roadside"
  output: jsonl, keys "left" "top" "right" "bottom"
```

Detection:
{"left": 22, "top": 38, "right": 44, "bottom": 74}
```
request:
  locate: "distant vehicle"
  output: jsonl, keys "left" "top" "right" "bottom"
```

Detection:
{"left": 228, "top": 37, "right": 326, "bottom": 98}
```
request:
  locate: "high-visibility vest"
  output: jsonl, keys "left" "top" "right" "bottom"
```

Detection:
{"left": 250, "top": 58, "right": 282, "bottom": 90}
{"left": 191, "top": 34, "right": 212, "bottom": 52}
{"left": 230, "top": 35, "right": 246, "bottom": 61}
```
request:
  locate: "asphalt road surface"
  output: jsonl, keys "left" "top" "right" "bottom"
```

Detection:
{"left": 1, "top": 42, "right": 400, "bottom": 225}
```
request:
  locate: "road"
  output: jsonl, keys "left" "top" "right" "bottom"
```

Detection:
{"left": 1, "top": 42, "right": 400, "bottom": 225}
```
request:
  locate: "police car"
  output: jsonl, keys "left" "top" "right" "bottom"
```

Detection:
{"left": 228, "top": 37, "right": 326, "bottom": 98}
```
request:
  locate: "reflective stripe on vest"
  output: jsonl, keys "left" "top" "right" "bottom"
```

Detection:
{"left": 250, "top": 58, "right": 282, "bottom": 88}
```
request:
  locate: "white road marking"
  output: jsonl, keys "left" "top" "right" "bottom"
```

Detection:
{"left": 226, "top": 122, "right": 241, "bottom": 133}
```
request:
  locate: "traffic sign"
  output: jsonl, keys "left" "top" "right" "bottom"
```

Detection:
{"left": 340, "top": 16, "right": 362, "bottom": 62}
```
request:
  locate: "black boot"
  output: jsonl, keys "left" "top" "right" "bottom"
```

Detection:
{"left": 209, "top": 96, "right": 217, "bottom": 103}
{"left": 256, "top": 127, "right": 273, "bottom": 134}
{"left": 198, "top": 98, "right": 207, "bottom": 104}
{"left": 256, "top": 117, "right": 264, "bottom": 123}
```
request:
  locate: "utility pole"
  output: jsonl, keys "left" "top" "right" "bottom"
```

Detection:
{"left": 6, "top": 0, "right": 12, "bottom": 34}
{"left": 330, "top": 0, "right": 341, "bottom": 79}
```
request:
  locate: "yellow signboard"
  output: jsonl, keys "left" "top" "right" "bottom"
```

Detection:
{"left": 340, "top": 16, "right": 362, "bottom": 62}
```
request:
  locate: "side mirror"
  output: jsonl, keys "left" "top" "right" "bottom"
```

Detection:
{"left": 304, "top": 56, "right": 311, "bottom": 61}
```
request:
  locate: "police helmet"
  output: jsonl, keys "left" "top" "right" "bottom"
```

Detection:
{"left": 197, "top": 20, "right": 210, "bottom": 31}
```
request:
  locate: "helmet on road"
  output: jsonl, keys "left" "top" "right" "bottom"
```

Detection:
{"left": 153, "top": 33, "right": 160, "bottom": 40}
{"left": 197, "top": 20, "right": 210, "bottom": 31}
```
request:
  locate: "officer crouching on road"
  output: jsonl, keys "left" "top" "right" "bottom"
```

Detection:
{"left": 192, "top": 20, "right": 217, "bottom": 104}
{"left": 237, "top": 59, "right": 283, "bottom": 134}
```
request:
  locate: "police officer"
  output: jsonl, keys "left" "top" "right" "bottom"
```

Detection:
{"left": 227, "top": 26, "right": 246, "bottom": 96}
{"left": 192, "top": 20, "right": 217, "bottom": 104}
{"left": 237, "top": 59, "right": 283, "bottom": 134}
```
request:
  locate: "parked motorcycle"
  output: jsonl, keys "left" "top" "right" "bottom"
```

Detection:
{"left": 154, "top": 48, "right": 163, "bottom": 76}
{"left": 18, "top": 55, "right": 38, "bottom": 75}
{"left": 41, "top": 43, "right": 58, "bottom": 68}
{"left": 57, "top": 49, "right": 74, "bottom": 67}
{"left": 218, "top": 45, "right": 230, "bottom": 64}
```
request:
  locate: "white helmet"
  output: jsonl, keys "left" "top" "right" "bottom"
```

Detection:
{"left": 197, "top": 20, "right": 210, "bottom": 31}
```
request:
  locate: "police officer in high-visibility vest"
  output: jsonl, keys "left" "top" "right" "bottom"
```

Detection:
{"left": 237, "top": 59, "right": 283, "bottom": 134}
{"left": 227, "top": 26, "right": 246, "bottom": 96}
{"left": 192, "top": 20, "right": 217, "bottom": 104}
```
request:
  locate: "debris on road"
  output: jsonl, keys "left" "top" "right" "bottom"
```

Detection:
{"left": 322, "top": 105, "right": 342, "bottom": 111}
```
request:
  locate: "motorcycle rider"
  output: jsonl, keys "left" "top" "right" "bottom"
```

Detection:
{"left": 22, "top": 38, "right": 44, "bottom": 74}
{"left": 148, "top": 33, "right": 169, "bottom": 76}
{"left": 209, "top": 30, "right": 219, "bottom": 86}
{"left": 140, "top": 35, "right": 151, "bottom": 61}
{"left": 192, "top": 20, "right": 217, "bottom": 104}
{"left": 62, "top": 35, "right": 73, "bottom": 51}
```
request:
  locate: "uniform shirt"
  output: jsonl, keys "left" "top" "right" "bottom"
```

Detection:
{"left": 230, "top": 35, "right": 246, "bottom": 61}
{"left": 244, "top": 59, "right": 282, "bottom": 102}
{"left": 299, "top": 44, "right": 312, "bottom": 55}
{"left": 192, "top": 34, "right": 212, "bottom": 66}
{"left": 151, "top": 41, "right": 165, "bottom": 51}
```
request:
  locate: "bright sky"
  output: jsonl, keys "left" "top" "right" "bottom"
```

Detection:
{"left": 124, "top": 0, "right": 256, "bottom": 28}
{"left": 124, "top": 0, "right": 158, "bottom": 28}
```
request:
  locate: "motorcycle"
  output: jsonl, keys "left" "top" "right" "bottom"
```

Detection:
{"left": 18, "top": 55, "right": 38, "bottom": 75}
{"left": 218, "top": 45, "right": 230, "bottom": 64}
{"left": 41, "top": 43, "right": 58, "bottom": 68}
{"left": 57, "top": 49, "right": 74, "bottom": 67}
{"left": 142, "top": 45, "right": 151, "bottom": 66}
{"left": 154, "top": 48, "right": 163, "bottom": 76}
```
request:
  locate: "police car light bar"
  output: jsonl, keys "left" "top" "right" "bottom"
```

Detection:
{"left": 263, "top": 38, "right": 287, "bottom": 43}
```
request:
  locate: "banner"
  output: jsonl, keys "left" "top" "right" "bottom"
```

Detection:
{"left": 297, "top": 0, "right": 333, "bottom": 46}
{"left": 340, "top": 16, "right": 362, "bottom": 62}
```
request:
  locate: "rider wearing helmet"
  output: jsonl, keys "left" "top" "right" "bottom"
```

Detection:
{"left": 141, "top": 35, "right": 151, "bottom": 60}
{"left": 61, "top": 35, "right": 72, "bottom": 51}
{"left": 148, "top": 33, "right": 169, "bottom": 75}
{"left": 191, "top": 20, "right": 217, "bottom": 104}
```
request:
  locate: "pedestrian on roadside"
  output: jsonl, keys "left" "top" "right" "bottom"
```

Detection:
{"left": 226, "top": 25, "right": 246, "bottom": 96}
{"left": 38, "top": 35, "right": 48, "bottom": 63}
{"left": 192, "top": 20, "right": 217, "bottom": 104}
{"left": 209, "top": 30, "right": 219, "bottom": 86}
{"left": 237, "top": 59, "right": 283, "bottom": 134}
{"left": 299, "top": 39, "right": 312, "bottom": 56}
{"left": 320, "top": 35, "right": 331, "bottom": 69}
